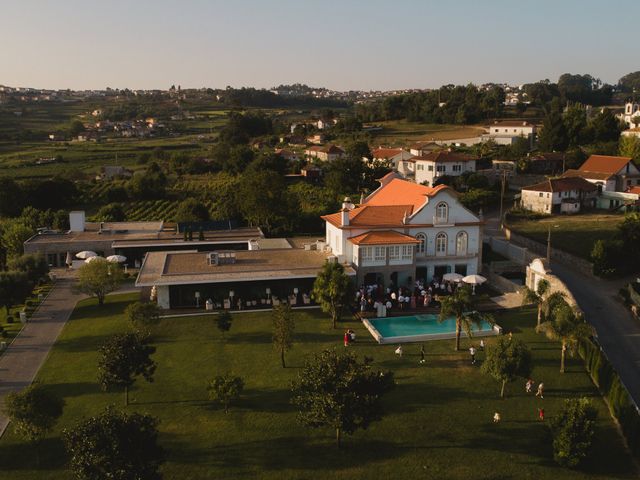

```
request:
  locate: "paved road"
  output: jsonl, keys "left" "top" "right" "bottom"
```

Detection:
{"left": 0, "top": 278, "right": 85, "bottom": 436}
{"left": 485, "top": 213, "right": 640, "bottom": 406}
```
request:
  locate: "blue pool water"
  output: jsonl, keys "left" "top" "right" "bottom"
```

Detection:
{"left": 368, "top": 314, "right": 494, "bottom": 339}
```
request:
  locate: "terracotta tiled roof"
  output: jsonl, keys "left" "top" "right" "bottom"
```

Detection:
{"left": 408, "top": 141, "right": 440, "bottom": 151}
{"left": 348, "top": 230, "right": 420, "bottom": 246}
{"left": 522, "top": 176, "right": 598, "bottom": 193}
{"left": 626, "top": 186, "right": 640, "bottom": 195}
{"left": 365, "top": 178, "right": 449, "bottom": 211}
{"left": 322, "top": 205, "right": 414, "bottom": 228}
{"left": 562, "top": 169, "right": 613, "bottom": 181}
{"left": 578, "top": 155, "right": 633, "bottom": 175}
{"left": 413, "top": 151, "right": 477, "bottom": 163}
{"left": 371, "top": 147, "right": 407, "bottom": 159}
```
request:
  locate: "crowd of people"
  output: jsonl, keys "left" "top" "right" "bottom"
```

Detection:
{"left": 354, "top": 277, "right": 465, "bottom": 315}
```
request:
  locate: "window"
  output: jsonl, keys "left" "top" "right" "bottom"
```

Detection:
{"left": 401, "top": 245, "right": 413, "bottom": 260}
{"left": 374, "top": 246, "right": 386, "bottom": 261}
{"left": 428, "top": 165, "right": 434, "bottom": 171}
{"left": 415, "top": 233, "right": 426, "bottom": 254}
{"left": 417, "top": 164, "right": 424, "bottom": 170}
{"left": 456, "top": 231, "right": 468, "bottom": 256}
{"left": 494, "top": 129, "right": 499, "bottom": 133}
{"left": 436, "top": 165, "right": 446, "bottom": 172}
{"left": 436, "top": 232, "right": 447, "bottom": 256}
{"left": 361, "top": 246, "right": 372, "bottom": 261}
{"left": 539, "top": 192, "right": 543, "bottom": 197}
{"left": 452, "top": 164, "right": 461, "bottom": 172}
{"left": 389, "top": 245, "right": 400, "bottom": 260}
{"left": 436, "top": 202, "right": 448, "bottom": 222}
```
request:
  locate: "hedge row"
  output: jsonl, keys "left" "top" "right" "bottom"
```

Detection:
{"left": 579, "top": 339, "right": 640, "bottom": 457}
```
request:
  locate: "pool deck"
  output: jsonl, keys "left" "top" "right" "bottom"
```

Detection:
{"left": 361, "top": 316, "right": 503, "bottom": 345}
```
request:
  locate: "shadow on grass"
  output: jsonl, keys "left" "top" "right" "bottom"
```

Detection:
{"left": 0, "top": 435, "right": 67, "bottom": 472}
{"left": 230, "top": 331, "right": 342, "bottom": 345}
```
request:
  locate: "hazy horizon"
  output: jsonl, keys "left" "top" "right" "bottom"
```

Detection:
{"left": 1, "top": 0, "right": 638, "bottom": 91}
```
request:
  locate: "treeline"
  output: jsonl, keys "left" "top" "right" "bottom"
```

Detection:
{"left": 215, "top": 87, "right": 348, "bottom": 109}
{"left": 523, "top": 74, "right": 613, "bottom": 108}
{"left": 354, "top": 84, "right": 506, "bottom": 124}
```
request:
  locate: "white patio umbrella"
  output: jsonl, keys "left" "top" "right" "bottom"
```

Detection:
{"left": 442, "top": 272, "right": 464, "bottom": 282}
{"left": 75, "top": 250, "right": 97, "bottom": 260}
{"left": 462, "top": 274, "right": 487, "bottom": 294}
{"left": 106, "top": 255, "right": 127, "bottom": 263}
{"left": 84, "top": 256, "right": 105, "bottom": 263}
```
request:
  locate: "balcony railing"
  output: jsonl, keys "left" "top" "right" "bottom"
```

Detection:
{"left": 433, "top": 215, "right": 454, "bottom": 226}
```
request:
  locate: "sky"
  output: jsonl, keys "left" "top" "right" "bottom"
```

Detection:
{"left": 1, "top": 0, "right": 638, "bottom": 91}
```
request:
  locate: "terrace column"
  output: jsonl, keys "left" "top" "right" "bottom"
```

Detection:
{"left": 156, "top": 285, "right": 170, "bottom": 309}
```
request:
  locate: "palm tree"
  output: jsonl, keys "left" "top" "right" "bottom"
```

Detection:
{"left": 439, "top": 286, "right": 493, "bottom": 351}
{"left": 521, "top": 279, "right": 550, "bottom": 327}
{"left": 536, "top": 300, "right": 592, "bottom": 373}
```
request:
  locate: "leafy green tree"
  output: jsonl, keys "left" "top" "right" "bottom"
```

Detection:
{"left": 272, "top": 304, "right": 295, "bottom": 367}
{"left": 537, "top": 300, "right": 592, "bottom": 373}
{"left": 216, "top": 311, "right": 232, "bottom": 339}
{"left": 312, "top": 261, "right": 352, "bottom": 329}
{"left": 0, "top": 177, "right": 25, "bottom": 217}
{"left": 550, "top": 397, "right": 598, "bottom": 467}
{"left": 291, "top": 349, "right": 395, "bottom": 447}
{"left": 174, "top": 198, "right": 210, "bottom": 223}
{"left": 439, "top": 286, "right": 492, "bottom": 351}
{"left": 76, "top": 259, "right": 124, "bottom": 306}
{"left": 8, "top": 253, "right": 49, "bottom": 285}
{"left": 97, "top": 333, "right": 157, "bottom": 406}
{"left": 538, "top": 99, "right": 569, "bottom": 151}
{"left": 481, "top": 337, "right": 532, "bottom": 398}
{"left": 237, "top": 170, "right": 290, "bottom": 232}
{"left": 0, "top": 271, "right": 32, "bottom": 315}
{"left": 563, "top": 105, "right": 589, "bottom": 147}
{"left": 207, "top": 374, "right": 245, "bottom": 413}
{"left": 64, "top": 406, "right": 165, "bottom": 480}
{"left": 618, "top": 71, "right": 640, "bottom": 93}
{"left": 3, "top": 384, "right": 64, "bottom": 460}
{"left": 619, "top": 135, "right": 640, "bottom": 162}
{"left": 69, "top": 119, "right": 85, "bottom": 137}
{"left": 125, "top": 302, "right": 161, "bottom": 334}
{"left": 521, "top": 278, "right": 550, "bottom": 327}
{"left": 590, "top": 108, "right": 623, "bottom": 143}
{"left": 95, "top": 203, "right": 126, "bottom": 222}
{"left": 0, "top": 220, "right": 34, "bottom": 258}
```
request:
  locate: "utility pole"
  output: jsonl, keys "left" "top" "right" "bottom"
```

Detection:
{"left": 498, "top": 169, "right": 507, "bottom": 230}
{"left": 546, "top": 225, "right": 552, "bottom": 264}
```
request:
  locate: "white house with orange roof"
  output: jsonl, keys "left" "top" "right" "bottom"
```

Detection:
{"left": 410, "top": 150, "right": 477, "bottom": 186}
{"left": 321, "top": 173, "right": 483, "bottom": 287}
{"left": 561, "top": 155, "right": 640, "bottom": 192}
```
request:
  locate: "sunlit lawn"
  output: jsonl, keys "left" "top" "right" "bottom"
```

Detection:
{"left": 0, "top": 293, "right": 636, "bottom": 479}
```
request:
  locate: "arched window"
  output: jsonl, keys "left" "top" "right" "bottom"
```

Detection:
{"left": 436, "top": 232, "right": 447, "bottom": 256}
{"left": 436, "top": 202, "right": 448, "bottom": 222}
{"left": 456, "top": 231, "right": 468, "bottom": 256}
{"left": 415, "top": 233, "right": 426, "bottom": 255}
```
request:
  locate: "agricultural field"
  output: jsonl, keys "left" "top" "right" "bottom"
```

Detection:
{"left": 506, "top": 213, "right": 624, "bottom": 260}
{"left": 0, "top": 294, "right": 636, "bottom": 479}
{"left": 366, "top": 120, "right": 486, "bottom": 147}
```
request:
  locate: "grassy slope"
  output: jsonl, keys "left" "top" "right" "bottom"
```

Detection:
{"left": 0, "top": 293, "right": 635, "bottom": 480}
{"left": 366, "top": 120, "right": 485, "bottom": 147}
{"left": 507, "top": 213, "right": 624, "bottom": 260}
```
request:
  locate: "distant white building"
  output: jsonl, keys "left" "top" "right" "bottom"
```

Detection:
{"left": 482, "top": 120, "right": 537, "bottom": 146}
{"left": 620, "top": 102, "right": 640, "bottom": 127}
{"left": 561, "top": 155, "right": 640, "bottom": 192}
{"left": 322, "top": 173, "right": 483, "bottom": 285}
{"left": 398, "top": 150, "right": 477, "bottom": 186}
{"left": 369, "top": 147, "right": 414, "bottom": 170}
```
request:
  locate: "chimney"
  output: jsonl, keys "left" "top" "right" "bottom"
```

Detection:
{"left": 341, "top": 196, "right": 354, "bottom": 210}
{"left": 341, "top": 208, "right": 350, "bottom": 227}
{"left": 69, "top": 211, "right": 86, "bottom": 232}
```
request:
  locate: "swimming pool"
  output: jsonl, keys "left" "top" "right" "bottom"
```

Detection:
{"left": 362, "top": 313, "right": 501, "bottom": 344}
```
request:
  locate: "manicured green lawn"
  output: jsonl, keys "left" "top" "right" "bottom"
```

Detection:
{"left": 507, "top": 213, "right": 624, "bottom": 260}
{"left": 0, "top": 293, "right": 636, "bottom": 479}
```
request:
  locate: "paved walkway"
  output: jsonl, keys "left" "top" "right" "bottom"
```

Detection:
{"left": 0, "top": 278, "right": 85, "bottom": 436}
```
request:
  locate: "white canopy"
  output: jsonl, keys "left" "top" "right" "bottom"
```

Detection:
{"left": 442, "top": 273, "right": 464, "bottom": 282}
{"left": 462, "top": 274, "right": 487, "bottom": 285}
{"left": 106, "top": 255, "right": 127, "bottom": 263}
{"left": 84, "top": 256, "right": 105, "bottom": 263}
{"left": 75, "top": 250, "right": 98, "bottom": 259}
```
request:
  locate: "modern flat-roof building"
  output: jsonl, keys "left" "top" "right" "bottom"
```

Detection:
{"left": 24, "top": 211, "right": 264, "bottom": 267}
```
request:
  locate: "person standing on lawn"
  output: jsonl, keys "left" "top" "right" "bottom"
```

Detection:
{"left": 419, "top": 344, "right": 426, "bottom": 364}
{"left": 469, "top": 346, "right": 477, "bottom": 364}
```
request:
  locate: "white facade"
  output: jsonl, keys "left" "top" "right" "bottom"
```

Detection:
{"left": 413, "top": 158, "right": 476, "bottom": 186}
{"left": 621, "top": 102, "right": 640, "bottom": 127}
{"left": 486, "top": 122, "right": 536, "bottom": 137}
{"left": 324, "top": 186, "right": 482, "bottom": 284}
{"left": 369, "top": 149, "right": 414, "bottom": 170}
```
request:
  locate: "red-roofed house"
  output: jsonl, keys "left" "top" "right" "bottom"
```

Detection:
{"left": 304, "top": 144, "right": 345, "bottom": 162}
{"left": 406, "top": 150, "right": 477, "bottom": 186}
{"left": 520, "top": 177, "right": 597, "bottom": 214}
{"left": 321, "top": 173, "right": 483, "bottom": 285}
{"left": 369, "top": 147, "right": 414, "bottom": 170}
{"left": 561, "top": 154, "right": 640, "bottom": 192}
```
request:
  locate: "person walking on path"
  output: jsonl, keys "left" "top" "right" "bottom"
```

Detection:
{"left": 535, "top": 382, "right": 544, "bottom": 399}
{"left": 479, "top": 339, "right": 485, "bottom": 351}
{"left": 419, "top": 344, "right": 426, "bottom": 364}
{"left": 469, "top": 346, "right": 477, "bottom": 364}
